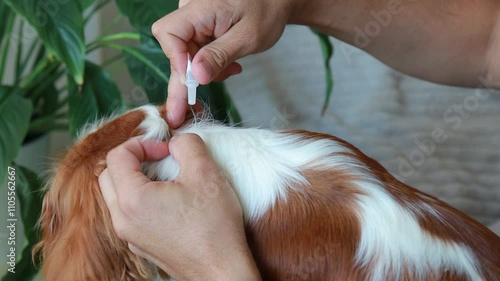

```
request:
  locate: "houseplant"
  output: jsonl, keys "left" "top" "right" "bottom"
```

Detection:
{"left": 0, "top": 0, "right": 333, "bottom": 280}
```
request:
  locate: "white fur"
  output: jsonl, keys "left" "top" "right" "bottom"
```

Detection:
{"left": 143, "top": 118, "right": 357, "bottom": 221}
{"left": 84, "top": 105, "right": 484, "bottom": 280}
{"left": 138, "top": 105, "right": 170, "bottom": 141}
{"left": 353, "top": 180, "right": 483, "bottom": 281}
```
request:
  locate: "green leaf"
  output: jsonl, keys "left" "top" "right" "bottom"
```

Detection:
{"left": 68, "top": 61, "right": 125, "bottom": 138}
{"left": 1, "top": 165, "right": 43, "bottom": 281}
{"left": 81, "top": 0, "right": 95, "bottom": 10}
{"left": 115, "top": 0, "right": 178, "bottom": 36}
{"left": 122, "top": 43, "right": 170, "bottom": 104}
{"left": 0, "top": 10, "right": 15, "bottom": 81}
{"left": 311, "top": 29, "right": 334, "bottom": 115}
{"left": 0, "top": 87, "right": 33, "bottom": 185}
{"left": 0, "top": 2, "right": 13, "bottom": 43}
{"left": 40, "top": 83, "right": 59, "bottom": 116}
{"left": 5, "top": 0, "right": 86, "bottom": 84}
{"left": 26, "top": 82, "right": 60, "bottom": 138}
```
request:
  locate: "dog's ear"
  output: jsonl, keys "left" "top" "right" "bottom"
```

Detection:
{"left": 33, "top": 109, "right": 159, "bottom": 281}
{"left": 34, "top": 157, "right": 155, "bottom": 281}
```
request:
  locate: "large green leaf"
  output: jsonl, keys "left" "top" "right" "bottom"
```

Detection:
{"left": 1, "top": 166, "right": 43, "bottom": 281}
{"left": 81, "top": 0, "right": 96, "bottom": 10}
{"left": 0, "top": 87, "right": 33, "bottom": 185}
{"left": 27, "top": 82, "right": 60, "bottom": 139}
{"left": 311, "top": 29, "right": 334, "bottom": 115}
{"left": 123, "top": 43, "right": 170, "bottom": 104}
{"left": 68, "top": 61, "right": 125, "bottom": 138}
{"left": 115, "top": 0, "right": 178, "bottom": 36}
{"left": 5, "top": 0, "right": 86, "bottom": 84}
{"left": 0, "top": 2, "right": 13, "bottom": 43}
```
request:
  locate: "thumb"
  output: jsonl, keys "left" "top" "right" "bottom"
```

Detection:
{"left": 192, "top": 23, "right": 252, "bottom": 84}
{"left": 168, "top": 134, "right": 221, "bottom": 182}
{"left": 106, "top": 139, "right": 170, "bottom": 193}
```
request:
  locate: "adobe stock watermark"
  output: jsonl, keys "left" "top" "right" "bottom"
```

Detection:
{"left": 269, "top": 106, "right": 298, "bottom": 130}
{"left": 125, "top": 86, "right": 150, "bottom": 106}
{"left": 33, "top": 0, "right": 72, "bottom": 28}
{"left": 178, "top": 171, "right": 224, "bottom": 224}
{"left": 285, "top": 237, "right": 339, "bottom": 281}
{"left": 5, "top": 166, "right": 17, "bottom": 274}
{"left": 338, "top": 0, "right": 413, "bottom": 62}
{"left": 397, "top": 74, "right": 499, "bottom": 179}
{"left": 123, "top": 61, "right": 170, "bottom": 106}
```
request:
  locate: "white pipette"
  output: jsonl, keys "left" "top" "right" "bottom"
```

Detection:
{"left": 185, "top": 54, "right": 199, "bottom": 105}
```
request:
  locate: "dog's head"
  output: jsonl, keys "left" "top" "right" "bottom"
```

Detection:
{"left": 34, "top": 106, "right": 170, "bottom": 281}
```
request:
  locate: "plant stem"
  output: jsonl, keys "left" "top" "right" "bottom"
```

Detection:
{"left": 83, "top": 0, "right": 112, "bottom": 25}
{"left": 28, "top": 67, "right": 64, "bottom": 100}
{"left": 86, "top": 32, "right": 140, "bottom": 50}
{"left": 15, "top": 20, "right": 25, "bottom": 81}
{"left": 0, "top": 12, "right": 16, "bottom": 83}
{"left": 20, "top": 56, "right": 50, "bottom": 90}
{"left": 18, "top": 40, "right": 40, "bottom": 80}
{"left": 57, "top": 94, "right": 69, "bottom": 108}
{"left": 56, "top": 111, "right": 68, "bottom": 118}
{"left": 102, "top": 43, "right": 169, "bottom": 82}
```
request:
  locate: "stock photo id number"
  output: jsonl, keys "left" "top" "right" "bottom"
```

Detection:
{"left": 5, "top": 166, "right": 17, "bottom": 274}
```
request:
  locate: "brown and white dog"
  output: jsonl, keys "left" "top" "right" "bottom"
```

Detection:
{"left": 35, "top": 104, "right": 500, "bottom": 281}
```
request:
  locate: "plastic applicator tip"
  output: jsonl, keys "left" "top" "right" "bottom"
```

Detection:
{"left": 185, "top": 54, "right": 199, "bottom": 105}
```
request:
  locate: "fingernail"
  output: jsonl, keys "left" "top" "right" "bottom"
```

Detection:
{"left": 199, "top": 60, "right": 214, "bottom": 80}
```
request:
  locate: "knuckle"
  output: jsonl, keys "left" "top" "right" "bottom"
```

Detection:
{"left": 204, "top": 45, "right": 231, "bottom": 70}
{"left": 151, "top": 20, "right": 163, "bottom": 38}
{"left": 172, "top": 133, "right": 202, "bottom": 147}
{"left": 198, "top": 163, "right": 220, "bottom": 180}
{"left": 119, "top": 193, "right": 142, "bottom": 218}
{"left": 106, "top": 143, "right": 130, "bottom": 167}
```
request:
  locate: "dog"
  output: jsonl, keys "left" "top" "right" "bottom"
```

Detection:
{"left": 35, "top": 104, "right": 500, "bottom": 281}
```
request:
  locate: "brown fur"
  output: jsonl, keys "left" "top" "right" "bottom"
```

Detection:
{"left": 247, "top": 169, "right": 367, "bottom": 281}
{"left": 34, "top": 112, "right": 500, "bottom": 281}
{"left": 33, "top": 110, "right": 157, "bottom": 281}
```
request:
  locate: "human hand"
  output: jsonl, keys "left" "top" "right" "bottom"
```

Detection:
{"left": 98, "top": 134, "right": 261, "bottom": 281}
{"left": 152, "top": 0, "right": 298, "bottom": 128}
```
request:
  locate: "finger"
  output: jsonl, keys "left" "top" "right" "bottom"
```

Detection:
{"left": 106, "top": 139, "right": 170, "bottom": 195}
{"left": 178, "top": 0, "right": 189, "bottom": 8}
{"left": 166, "top": 68, "right": 188, "bottom": 128}
{"left": 152, "top": 8, "right": 194, "bottom": 84}
{"left": 98, "top": 169, "right": 127, "bottom": 233}
{"left": 213, "top": 62, "right": 243, "bottom": 82}
{"left": 192, "top": 23, "right": 254, "bottom": 84}
{"left": 168, "top": 134, "right": 221, "bottom": 182}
